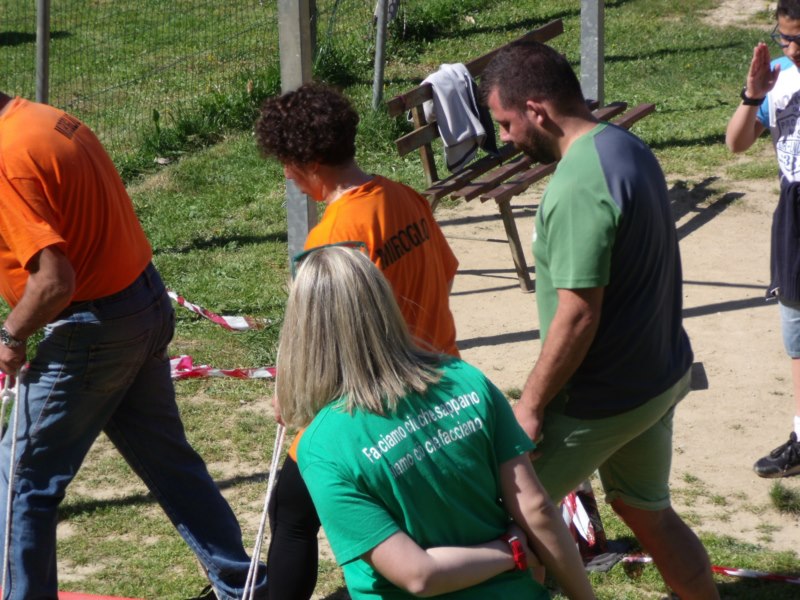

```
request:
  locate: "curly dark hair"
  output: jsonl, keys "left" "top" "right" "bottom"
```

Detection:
{"left": 479, "top": 41, "right": 584, "bottom": 112}
{"left": 255, "top": 83, "right": 359, "bottom": 166}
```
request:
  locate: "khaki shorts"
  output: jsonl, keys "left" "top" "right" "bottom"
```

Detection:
{"left": 533, "top": 369, "right": 691, "bottom": 511}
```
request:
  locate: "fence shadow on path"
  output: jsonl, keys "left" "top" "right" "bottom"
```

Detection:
{"left": 669, "top": 176, "right": 743, "bottom": 241}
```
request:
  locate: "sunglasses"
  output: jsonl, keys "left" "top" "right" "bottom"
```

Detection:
{"left": 290, "top": 241, "right": 368, "bottom": 278}
{"left": 771, "top": 24, "right": 800, "bottom": 49}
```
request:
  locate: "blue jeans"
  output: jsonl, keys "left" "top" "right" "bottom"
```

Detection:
{"left": 0, "top": 264, "right": 267, "bottom": 600}
{"left": 779, "top": 297, "right": 800, "bottom": 358}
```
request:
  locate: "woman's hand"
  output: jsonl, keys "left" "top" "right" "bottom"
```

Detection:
{"left": 506, "top": 522, "right": 546, "bottom": 583}
{"left": 506, "top": 522, "right": 542, "bottom": 571}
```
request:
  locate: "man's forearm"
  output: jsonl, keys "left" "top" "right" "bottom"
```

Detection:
{"left": 519, "top": 287, "right": 604, "bottom": 416}
{"left": 364, "top": 530, "right": 516, "bottom": 597}
{"left": 5, "top": 247, "right": 75, "bottom": 339}
{"left": 521, "top": 311, "right": 597, "bottom": 411}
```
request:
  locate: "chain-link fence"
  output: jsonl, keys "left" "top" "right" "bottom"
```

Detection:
{"left": 313, "top": 0, "right": 378, "bottom": 87}
{"left": 1, "top": 1, "right": 279, "bottom": 165}
{"left": 0, "top": 1, "right": 470, "bottom": 174}
{"left": 1, "top": 3, "right": 38, "bottom": 102}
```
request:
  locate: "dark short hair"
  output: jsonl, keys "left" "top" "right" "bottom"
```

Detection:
{"left": 479, "top": 41, "right": 584, "bottom": 112}
{"left": 255, "top": 83, "right": 358, "bottom": 166}
{"left": 778, "top": 0, "right": 800, "bottom": 20}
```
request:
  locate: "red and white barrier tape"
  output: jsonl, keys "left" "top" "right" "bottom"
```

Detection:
{"left": 563, "top": 490, "right": 597, "bottom": 547}
{"left": 622, "top": 555, "right": 800, "bottom": 585}
{"left": 170, "top": 355, "right": 276, "bottom": 381}
{"left": 0, "top": 358, "right": 275, "bottom": 384}
{"left": 168, "top": 290, "right": 272, "bottom": 331}
{"left": 710, "top": 565, "right": 800, "bottom": 584}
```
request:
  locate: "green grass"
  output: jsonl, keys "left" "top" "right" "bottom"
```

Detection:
{"left": 770, "top": 482, "right": 800, "bottom": 515}
{"left": 1, "top": 0, "right": 799, "bottom": 597}
{"left": 0, "top": 0, "right": 280, "bottom": 180}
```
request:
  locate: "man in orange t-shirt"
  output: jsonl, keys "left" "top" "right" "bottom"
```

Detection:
{"left": 255, "top": 83, "right": 460, "bottom": 600}
{"left": 0, "top": 94, "right": 267, "bottom": 600}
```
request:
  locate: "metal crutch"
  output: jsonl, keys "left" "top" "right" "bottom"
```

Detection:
{"left": 242, "top": 423, "right": 286, "bottom": 600}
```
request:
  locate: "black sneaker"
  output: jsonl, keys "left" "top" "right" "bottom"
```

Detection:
{"left": 753, "top": 432, "right": 800, "bottom": 478}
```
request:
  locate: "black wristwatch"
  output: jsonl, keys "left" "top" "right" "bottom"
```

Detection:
{"left": 0, "top": 327, "right": 24, "bottom": 349}
{"left": 741, "top": 87, "right": 765, "bottom": 106}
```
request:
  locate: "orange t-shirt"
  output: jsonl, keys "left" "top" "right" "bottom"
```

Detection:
{"left": 0, "top": 98, "right": 152, "bottom": 306}
{"left": 289, "top": 176, "right": 460, "bottom": 461}
{"left": 305, "top": 176, "right": 459, "bottom": 356}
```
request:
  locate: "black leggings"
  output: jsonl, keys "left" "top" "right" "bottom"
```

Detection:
{"left": 267, "top": 455, "right": 322, "bottom": 600}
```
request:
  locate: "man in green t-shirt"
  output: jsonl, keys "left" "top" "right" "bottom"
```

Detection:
{"left": 480, "top": 42, "right": 719, "bottom": 600}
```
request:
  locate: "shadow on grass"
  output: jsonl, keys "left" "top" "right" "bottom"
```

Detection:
{"left": 650, "top": 133, "right": 727, "bottom": 152}
{"left": 57, "top": 471, "right": 269, "bottom": 521}
{"left": 606, "top": 41, "right": 744, "bottom": 64}
{"left": 0, "top": 30, "right": 70, "bottom": 47}
{"left": 426, "top": 0, "right": 634, "bottom": 40}
{"left": 320, "top": 589, "right": 350, "bottom": 600}
{"left": 154, "top": 232, "right": 288, "bottom": 255}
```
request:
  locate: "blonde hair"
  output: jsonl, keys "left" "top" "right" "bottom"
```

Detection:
{"left": 276, "top": 246, "right": 442, "bottom": 428}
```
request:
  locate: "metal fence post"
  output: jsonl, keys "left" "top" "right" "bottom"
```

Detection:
{"left": 580, "top": 0, "right": 604, "bottom": 106}
{"left": 372, "top": 0, "right": 388, "bottom": 110}
{"left": 278, "top": 0, "right": 316, "bottom": 260}
{"left": 36, "top": 0, "right": 51, "bottom": 104}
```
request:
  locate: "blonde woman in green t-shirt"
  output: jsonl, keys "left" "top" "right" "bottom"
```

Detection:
{"left": 274, "top": 246, "right": 594, "bottom": 600}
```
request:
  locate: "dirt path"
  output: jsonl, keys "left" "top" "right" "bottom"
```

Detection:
{"left": 441, "top": 169, "right": 800, "bottom": 555}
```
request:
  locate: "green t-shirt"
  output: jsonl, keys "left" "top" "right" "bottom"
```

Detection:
{"left": 297, "top": 359, "right": 546, "bottom": 600}
{"left": 533, "top": 122, "right": 692, "bottom": 418}
{"left": 533, "top": 125, "right": 620, "bottom": 341}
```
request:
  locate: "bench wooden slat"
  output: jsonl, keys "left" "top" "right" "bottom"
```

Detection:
{"left": 395, "top": 122, "right": 438, "bottom": 157}
{"left": 608, "top": 102, "right": 656, "bottom": 129}
{"left": 419, "top": 99, "right": 606, "bottom": 202}
{"left": 421, "top": 143, "right": 518, "bottom": 203}
{"left": 591, "top": 101, "right": 628, "bottom": 120}
{"left": 453, "top": 154, "right": 532, "bottom": 200}
{"left": 480, "top": 162, "right": 558, "bottom": 205}
{"left": 387, "top": 85, "right": 434, "bottom": 119}
{"left": 482, "top": 103, "right": 657, "bottom": 204}
{"left": 410, "top": 104, "right": 439, "bottom": 186}
{"left": 452, "top": 102, "right": 628, "bottom": 201}
{"left": 463, "top": 19, "right": 565, "bottom": 78}
{"left": 385, "top": 18, "right": 656, "bottom": 293}
{"left": 386, "top": 18, "right": 564, "bottom": 118}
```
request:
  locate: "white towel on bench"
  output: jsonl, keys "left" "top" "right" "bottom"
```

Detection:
{"left": 422, "top": 63, "right": 493, "bottom": 173}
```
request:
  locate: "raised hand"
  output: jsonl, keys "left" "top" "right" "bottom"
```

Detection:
{"left": 747, "top": 42, "right": 781, "bottom": 99}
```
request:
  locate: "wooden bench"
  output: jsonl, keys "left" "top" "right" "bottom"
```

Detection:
{"left": 386, "top": 19, "right": 655, "bottom": 292}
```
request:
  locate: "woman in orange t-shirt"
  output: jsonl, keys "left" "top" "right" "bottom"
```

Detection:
{"left": 256, "top": 83, "right": 460, "bottom": 600}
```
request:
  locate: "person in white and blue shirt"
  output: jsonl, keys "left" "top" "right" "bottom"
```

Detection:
{"left": 727, "top": 0, "right": 800, "bottom": 479}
